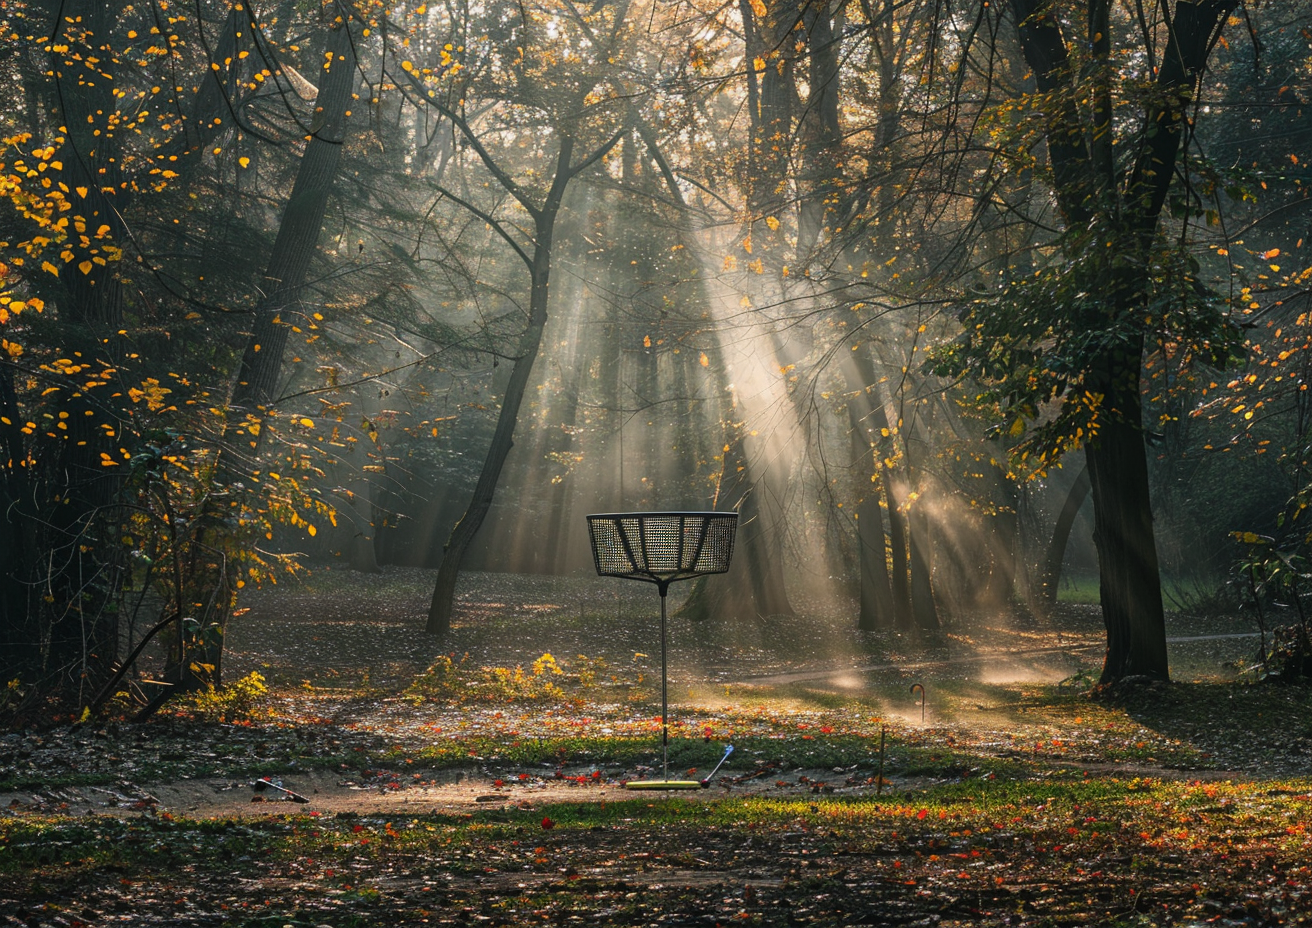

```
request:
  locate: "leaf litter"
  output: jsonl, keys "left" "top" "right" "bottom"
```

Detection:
{"left": 3, "top": 566, "right": 1312, "bottom": 925}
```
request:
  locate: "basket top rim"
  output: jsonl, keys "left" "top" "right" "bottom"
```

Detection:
{"left": 586, "top": 511, "right": 737, "bottom": 520}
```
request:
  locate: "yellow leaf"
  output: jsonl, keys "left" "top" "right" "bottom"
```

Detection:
{"left": 238, "top": 157, "right": 250, "bottom": 168}
{"left": 307, "top": 524, "right": 317, "bottom": 537}
{"left": 643, "top": 334, "right": 652, "bottom": 348}
{"left": 699, "top": 352, "right": 709, "bottom": 367}
{"left": 299, "top": 417, "right": 314, "bottom": 427}
{"left": 75, "top": 186, "right": 88, "bottom": 198}
{"left": 78, "top": 260, "right": 93, "bottom": 275}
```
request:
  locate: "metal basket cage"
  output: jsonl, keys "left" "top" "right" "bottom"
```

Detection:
{"left": 587, "top": 512, "right": 737, "bottom": 587}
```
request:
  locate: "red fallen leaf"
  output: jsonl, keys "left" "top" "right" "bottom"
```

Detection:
{"left": 518, "top": 773, "right": 529, "bottom": 781}
{"left": 541, "top": 816, "right": 555, "bottom": 829}
{"left": 591, "top": 771, "right": 601, "bottom": 780}
{"left": 820, "top": 726, "right": 833, "bottom": 734}
{"left": 494, "top": 779, "right": 504, "bottom": 788}
{"left": 917, "top": 809, "right": 928, "bottom": 820}
{"left": 353, "top": 824, "right": 364, "bottom": 833}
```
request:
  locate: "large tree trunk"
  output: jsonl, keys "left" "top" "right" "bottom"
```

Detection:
{"left": 34, "top": 0, "right": 130, "bottom": 699}
{"left": 1087, "top": 354, "right": 1169, "bottom": 682}
{"left": 1010, "top": 0, "right": 1237, "bottom": 683}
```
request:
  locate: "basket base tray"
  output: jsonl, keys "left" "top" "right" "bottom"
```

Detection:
{"left": 623, "top": 780, "right": 704, "bottom": 791}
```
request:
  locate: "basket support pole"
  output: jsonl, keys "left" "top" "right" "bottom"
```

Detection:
{"left": 658, "top": 581, "right": 670, "bottom": 783}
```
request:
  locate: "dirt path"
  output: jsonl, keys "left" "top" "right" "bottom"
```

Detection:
{"left": 2, "top": 755, "right": 1254, "bottom": 823}
{"left": 0, "top": 764, "right": 912, "bottom": 819}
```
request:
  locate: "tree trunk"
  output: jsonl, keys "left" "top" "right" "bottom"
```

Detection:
{"left": 855, "top": 350, "right": 914, "bottom": 628}
{"left": 229, "top": 20, "right": 356, "bottom": 415}
{"left": 1087, "top": 366, "right": 1169, "bottom": 682}
{"left": 846, "top": 361, "right": 896, "bottom": 630}
{"left": 798, "top": 0, "right": 843, "bottom": 254}
{"left": 36, "top": 0, "right": 129, "bottom": 698}
{"left": 1009, "top": 0, "right": 1237, "bottom": 682}
{"left": 184, "top": 18, "right": 356, "bottom": 689}
{"left": 855, "top": 466, "right": 896, "bottom": 631}
{"left": 908, "top": 497, "right": 941, "bottom": 631}
{"left": 982, "top": 464, "right": 1022, "bottom": 609}
{"left": 426, "top": 139, "right": 576, "bottom": 635}
{"left": 1040, "top": 464, "right": 1090, "bottom": 606}
{"left": 678, "top": 414, "right": 795, "bottom": 623}
{"left": 345, "top": 438, "right": 382, "bottom": 574}
{"left": 541, "top": 360, "right": 584, "bottom": 574}
{"left": 0, "top": 361, "right": 38, "bottom": 682}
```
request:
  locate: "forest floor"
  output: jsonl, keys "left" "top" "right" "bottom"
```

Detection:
{"left": 3, "top": 567, "right": 1311, "bottom": 926}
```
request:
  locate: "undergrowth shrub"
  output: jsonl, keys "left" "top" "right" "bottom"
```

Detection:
{"left": 406, "top": 652, "right": 632, "bottom": 705}
{"left": 183, "top": 671, "right": 270, "bottom": 722}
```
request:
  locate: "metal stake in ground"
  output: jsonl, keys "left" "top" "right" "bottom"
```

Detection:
{"left": 587, "top": 512, "right": 737, "bottom": 791}
{"left": 911, "top": 683, "right": 926, "bottom": 724}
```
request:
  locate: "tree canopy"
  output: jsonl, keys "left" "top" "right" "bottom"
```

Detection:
{"left": 2, "top": 0, "right": 1311, "bottom": 720}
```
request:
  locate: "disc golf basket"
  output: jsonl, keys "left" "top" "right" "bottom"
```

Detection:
{"left": 587, "top": 511, "right": 737, "bottom": 789}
